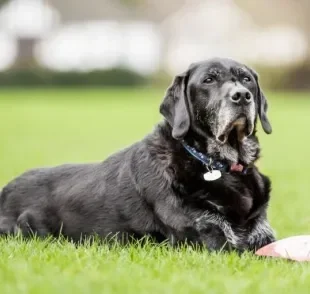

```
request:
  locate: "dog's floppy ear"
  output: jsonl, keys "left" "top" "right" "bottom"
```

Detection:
{"left": 249, "top": 68, "right": 272, "bottom": 134}
{"left": 160, "top": 71, "right": 190, "bottom": 139}
{"left": 258, "top": 89, "right": 272, "bottom": 134}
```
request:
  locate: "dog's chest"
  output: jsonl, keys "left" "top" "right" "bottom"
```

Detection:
{"left": 181, "top": 176, "right": 258, "bottom": 224}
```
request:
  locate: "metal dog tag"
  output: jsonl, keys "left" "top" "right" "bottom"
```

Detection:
{"left": 203, "top": 170, "right": 221, "bottom": 181}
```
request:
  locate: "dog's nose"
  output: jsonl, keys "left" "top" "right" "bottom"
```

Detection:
{"left": 230, "top": 89, "right": 252, "bottom": 105}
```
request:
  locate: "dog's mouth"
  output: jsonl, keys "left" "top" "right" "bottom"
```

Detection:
{"left": 216, "top": 115, "right": 252, "bottom": 144}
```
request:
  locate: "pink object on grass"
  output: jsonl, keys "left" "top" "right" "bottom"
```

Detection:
{"left": 255, "top": 235, "right": 310, "bottom": 261}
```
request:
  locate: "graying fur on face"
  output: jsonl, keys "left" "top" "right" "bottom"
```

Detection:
{"left": 206, "top": 136, "right": 258, "bottom": 164}
{"left": 215, "top": 94, "right": 255, "bottom": 141}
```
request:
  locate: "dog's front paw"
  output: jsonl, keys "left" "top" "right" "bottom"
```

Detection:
{"left": 194, "top": 212, "right": 226, "bottom": 233}
{"left": 247, "top": 232, "right": 276, "bottom": 252}
{"left": 194, "top": 213, "right": 230, "bottom": 251}
{"left": 247, "top": 219, "right": 276, "bottom": 251}
{"left": 194, "top": 212, "right": 248, "bottom": 251}
{"left": 194, "top": 213, "right": 211, "bottom": 232}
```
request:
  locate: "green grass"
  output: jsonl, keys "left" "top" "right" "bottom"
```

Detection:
{"left": 0, "top": 88, "right": 309, "bottom": 293}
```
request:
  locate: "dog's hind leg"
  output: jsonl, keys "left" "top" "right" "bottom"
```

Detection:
{"left": 15, "top": 210, "right": 50, "bottom": 238}
{"left": 0, "top": 188, "right": 14, "bottom": 235}
{"left": 0, "top": 216, "right": 16, "bottom": 235}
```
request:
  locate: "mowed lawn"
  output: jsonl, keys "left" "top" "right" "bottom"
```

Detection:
{"left": 0, "top": 88, "right": 309, "bottom": 294}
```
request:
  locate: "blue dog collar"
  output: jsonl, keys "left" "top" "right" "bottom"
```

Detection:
{"left": 181, "top": 141, "right": 248, "bottom": 174}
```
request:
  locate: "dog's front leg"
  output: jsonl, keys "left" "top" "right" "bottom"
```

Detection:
{"left": 246, "top": 215, "right": 276, "bottom": 251}
{"left": 154, "top": 199, "right": 201, "bottom": 246}
{"left": 194, "top": 211, "right": 246, "bottom": 251}
{"left": 195, "top": 212, "right": 276, "bottom": 252}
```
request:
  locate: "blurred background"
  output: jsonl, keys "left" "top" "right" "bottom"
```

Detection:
{"left": 0, "top": 0, "right": 310, "bottom": 88}
{"left": 0, "top": 0, "right": 309, "bottom": 237}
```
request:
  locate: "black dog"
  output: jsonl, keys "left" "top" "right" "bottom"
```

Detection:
{"left": 0, "top": 58, "right": 275, "bottom": 251}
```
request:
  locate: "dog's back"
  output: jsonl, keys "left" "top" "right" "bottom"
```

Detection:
{"left": 0, "top": 143, "right": 159, "bottom": 241}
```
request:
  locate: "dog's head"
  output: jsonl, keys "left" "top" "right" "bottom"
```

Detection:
{"left": 160, "top": 58, "right": 272, "bottom": 145}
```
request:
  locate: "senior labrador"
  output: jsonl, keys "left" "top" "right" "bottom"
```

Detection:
{"left": 0, "top": 58, "right": 275, "bottom": 251}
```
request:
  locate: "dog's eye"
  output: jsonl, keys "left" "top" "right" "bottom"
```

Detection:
{"left": 243, "top": 76, "right": 251, "bottom": 82}
{"left": 203, "top": 77, "right": 214, "bottom": 84}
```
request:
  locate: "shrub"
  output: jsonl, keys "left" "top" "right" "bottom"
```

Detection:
{"left": 0, "top": 68, "right": 148, "bottom": 87}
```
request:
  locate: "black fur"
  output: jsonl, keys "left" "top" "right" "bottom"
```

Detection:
{"left": 0, "top": 58, "right": 275, "bottom": 251}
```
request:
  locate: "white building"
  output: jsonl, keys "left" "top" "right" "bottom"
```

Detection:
{"left": 162, "top": 0, "right": 307, "bottom": 74}
{"left": 0, "top": 0, "right": 308, "bottom": 74}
